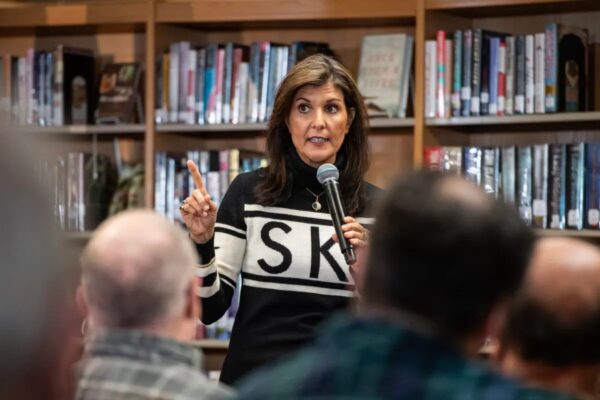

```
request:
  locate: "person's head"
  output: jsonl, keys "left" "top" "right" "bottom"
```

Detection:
{"left": 363, "top": 172, "right": 535, "bottom": 345}
{"left": 498, "top": 238, "right": 600, "bottom": 398}
{"left": 79, "top": 210, "right": 200, "bottom": 341}
{"left": 256, "top": 53, "right": 370, "bottom": 215}
{"left": 0, "top": 133, "right": 76, "bottom": 400}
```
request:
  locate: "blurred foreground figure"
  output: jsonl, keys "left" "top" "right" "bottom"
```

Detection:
{"left": 76, "top": 210, "right": 233, "bottom": 400}
{"left": 499, "top": 238, "right": 600, "bottom": 400}
{"left": 0, "top": 133, "right": 77, "bottom": 400}
{"left": 238, "top": 172, "right": 576, "bottom": 399}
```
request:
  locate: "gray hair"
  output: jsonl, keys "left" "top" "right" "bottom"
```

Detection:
{"left": 80, "top": 210, "right": 198, "bottom": 329}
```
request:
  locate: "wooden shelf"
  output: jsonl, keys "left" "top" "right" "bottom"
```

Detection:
{"left": 425, "top": 0, "right": 600, "bottom": 16}
{"left": 370, "top": 118, "right": 414, "bottom": 129}
{"left": 535, "top": 229, "right": 600, "bottom": 239}
{"left": 191, "top": 339, "right": 229, "bottom": 350}
{"left": 156, "top": 118, "right": 413, "bottom": 134}
{"left": 0, "top": 1, "right": 148, "bottom": 28}
{"left": 17, "top": 124, "right": 146, "bottom": 136}
{"left": 156, "top": 0, "right": 416, "bottom": 27}
{"left": 427, "top": 112, "right": 600, "bottom": 128}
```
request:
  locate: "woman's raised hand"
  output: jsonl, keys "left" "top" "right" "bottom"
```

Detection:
{"left": 180, "top": 160, "right": 218, "bottom": 244}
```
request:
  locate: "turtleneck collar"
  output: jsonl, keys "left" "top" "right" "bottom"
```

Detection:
{"left": 286, "top": 146, "right": 346, "bottom": 193}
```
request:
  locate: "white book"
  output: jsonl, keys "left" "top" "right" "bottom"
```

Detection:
{"left": 18, "top": 57, "right": 27, "bottom": 125}
{"left": 178, "top": 41, "right": 190, "bottom": 123}
{"left": 525, "top": 34, "right": 535, "bottom": 115}
{"left": 425, "top": 40, "right": 436, "bottom": 118}
{"left": 233, "top": 62, "right": 249, "bottom": 124}
{"left": 26, "top": 48, "right": 35, "bottom": 125}
{"left": 534, "top": 32, "right": 545, "bottom": 114}
{"left": 505, "top": 36, "right": 515, "bottom": 115}
{"left": 168, "top": 42, "right": 180, "bottom": 123}
{"left": 258, "top": 42, "right": 271, "bottom": 122}
{"left": 183, "top": 48, "right": 197, "bottom": 124}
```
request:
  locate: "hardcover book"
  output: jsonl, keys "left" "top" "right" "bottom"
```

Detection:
{"left": 96, "top": 63, "right": 143, "bottom": 124}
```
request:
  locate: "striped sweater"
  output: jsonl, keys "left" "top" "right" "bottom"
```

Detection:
{"left": 195, "top": 154, "right": 381, "bottom": 385}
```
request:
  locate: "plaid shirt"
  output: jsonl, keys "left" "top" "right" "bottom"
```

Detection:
{"left": 238, "top": 313, "right": 578, "bottom": 400}
{"left": 75, "top": 329, "right": 233, "bottom": 400}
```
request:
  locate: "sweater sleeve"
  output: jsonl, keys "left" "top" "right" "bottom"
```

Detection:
{"left": 194, "top": 172, "right": 250, "bottom": 324}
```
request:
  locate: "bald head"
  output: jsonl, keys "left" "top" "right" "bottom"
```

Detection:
{"left": 502, "top": 237, "right": 600, "bottom": 365}
{"left": 81, "top": 210, "right": 198, "bottom": 329}
{"left": 364, "top": 171, "right": 534, "bottom": 338}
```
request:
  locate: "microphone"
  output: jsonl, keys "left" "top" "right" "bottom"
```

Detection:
{"left": 316, "top": 163, "right": 357, "bottom": 266}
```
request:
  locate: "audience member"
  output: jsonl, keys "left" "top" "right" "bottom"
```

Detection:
{"left": 498, "top": 237, "right": 600, "bottom": 400}
{"left": 75, "top": 210, "right": 233, "bottom": 400}
{"left": 237, "top": 172, "right": 576, "bottom": 399}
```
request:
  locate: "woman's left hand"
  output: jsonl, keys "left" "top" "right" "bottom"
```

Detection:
{"left": 332, "top": 216, "right": 369, "bottom": 248}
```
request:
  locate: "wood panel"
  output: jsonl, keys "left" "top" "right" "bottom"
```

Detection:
{"left": 0, "top": 0, "right": 147, "bottom": 28}
{"left": 366, "top": 131, "right": 413, "bottom": 188}
{"left": 156, "top": 0, "right": 416, "bottom": 24}
{"left": 425, "top": 0, "right": 599, "bottom": 16}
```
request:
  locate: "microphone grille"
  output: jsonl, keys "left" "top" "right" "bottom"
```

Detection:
{"left": 316, "top": 163, "right": 339, "bottom": 184}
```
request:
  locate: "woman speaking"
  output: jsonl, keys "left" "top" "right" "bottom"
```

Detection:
{"left": 180, "top": 54, "right": 382, "bottom": 384}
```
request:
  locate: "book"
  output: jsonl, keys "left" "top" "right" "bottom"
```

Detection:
{"left": 548, "top": 144, "right": 567, "bottom": 229}
{"left": 558, "top": 26, "right": 588, "bottom": 112}
{"left": 464, "top": 147, "right": 482, "bottom": 185}
{"left": 96, "top": 63, "right": 143, "bottom": 124}
{"left": 501, "top": 146, "right": 516, "bottom": 204}
{"left": 532, "top": 144, "right": 549, "bottom": 228}
{"left": 357, "top": 34, "right": 412, "bottom": 118}
{"left": 585, "top": 143, "right": 600, "bottom": 229}
{"left": 517, "top": 146, "right": 533, "bottom": 225}
{"left": 566, "top": 143, "right": 585, "bottom": 229}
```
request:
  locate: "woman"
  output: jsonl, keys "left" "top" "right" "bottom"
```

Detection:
{"left": 180, "top": 54, "right": 382, "bottom": 384}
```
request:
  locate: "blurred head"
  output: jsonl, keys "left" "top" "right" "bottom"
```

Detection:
{"left": 363, "top": 172, "right": 535, "bottom": 342}
{"left": 79, "top": 210, "right": 200, "bottom": 341}
{"left": 499, "top": 238, "right": 600, "bottom": 398}
{"left": 0, "top": 133, "right": 76, "bottom": 400}
{"left": 256, "top": 54, "right": 370, "bottom": 215}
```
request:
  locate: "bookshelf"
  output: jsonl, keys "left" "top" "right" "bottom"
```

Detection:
{"left": 5, "top": 0, "right": 600, "bottom": 370}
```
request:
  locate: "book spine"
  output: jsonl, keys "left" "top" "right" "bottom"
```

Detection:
{"left": 452, "top": 30, "right": 462, "bottom": 117}
{"left": 53, "top": 46, "right": 63, "bottom": 126}
{"left": 222, "top": 43, "right": 233, "bottom": 124}
{"left": 534, "top": 32, "right": 546, "bottom": 114}
{"left": 461, "top": 29, "right": 472, "bottom": 117}
{"left": 168, "top": 42, "right": 180, "bottom": 123}
{"left": 488, "top": 37, "right": 499, "bottom": 116}
{"left": 399, "top": 35, "right": 414, "bottom": 118}
{"left": 436, "top": 31, "right": 446, "bottom": 118}
{"left": 525, "top": 34, "right": 535, "bottom": 114}
{"left": 480, "top": 32, "right": 491, "bottom": 115}
{"left": 259, "top": 42, "right": 271, "bottom": 122}
{"left": 505, "top": 36, "right": 515, "bottom": 115}
{"left": 549, "top": 144, "right": 566, "bottom": 229}
{"left": 515, "top": 35, "right": 526, "bottom": 114}
{"left": 248, "top": 42, "right": 260, "bottom": 123}
{"left": 464, "top": 147, "right": 482, "bottom": 185}
{"left": 196, "top": 48, "right": 206, "bottom": 125}
{"left": 517, "top": 146, "right": 533, "bottom": 225}
{"left": 586, "top": 143, "right": 600, "bottom": 229}
{"left": 177, "top": 41, "right": 190, "bottom": 123}
{"left": 444, "top": 38, "right": 453, "bottom": 118}
{"left": 425, "top": 40, "right": 436, "bottom": 118}
{"left": 532, "top": 144, "right": 549, "bottom": 228}
{"left": 471, "top": 29, "right": 482, "bottom": 116}
{"left": 497, "top": 40, "right": 506, "bottom": 116}
{"left": 482, "top": 147, "right": 500, "bottom": 197}
{"left": 501, "top": 146, "right": 516, "bottom": 204}
{"left": 424, "top": 146, "right": 443, "bottom": 171}
{"left": 185, "top": 48, "right": 197, "bottom": 124}
{"left": 544, "top": 23, "right": 558, "bottom": 113}
{"left": 567, "top": 143, "right": 585, "bottom": 229}
{"left": 442, "top": 147, "right": 462, "bottom": 176}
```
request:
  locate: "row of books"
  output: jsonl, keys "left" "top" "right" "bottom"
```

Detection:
{"left": 154, "top": 41, "right": 334, "bottom": 126}
{"left": 424, "top": 143, "right": 600, "bottom": 230}
{"left": 35, "top": 152, "right": 118, "bottom": 232}
{"left": 425, "top": 23, "right": 590, "bottom": 119}
{"left": 0, "top": 48, "right": 144, "bottom": 126}
{"left": 154, "top": 148, "right": 267, "bottom": 223}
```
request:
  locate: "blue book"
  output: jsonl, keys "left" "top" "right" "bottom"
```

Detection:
{"left": 489, "top": 37, "right": 500, "bottom": 116}
{"left": 585, "top": 143, "right": 600, "bottom": 229}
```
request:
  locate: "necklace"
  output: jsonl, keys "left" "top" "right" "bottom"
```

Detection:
{"left": 305, "top": 187, "right": 324, "bottom": 211}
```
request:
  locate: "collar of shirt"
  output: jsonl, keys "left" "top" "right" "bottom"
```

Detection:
{"left": 83, "top": 329, "right": 202, "bottom": 370}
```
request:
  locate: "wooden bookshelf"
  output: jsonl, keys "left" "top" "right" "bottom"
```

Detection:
{"left": 192, "top": 339, "right": 229, "bottom": 350}
{"left": 427, "top": 112, "right": 600, "bottom": 127}
{"left": 18, "top": 124, "right": 146, "bottom": 135}
{"left": 535, "top": 229, "right": 600, "bottom": 239}
{"left": 0, "top": 1, "right": 148, "bottom": 28}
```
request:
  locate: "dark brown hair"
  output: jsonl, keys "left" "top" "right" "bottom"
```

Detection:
{"left": 254, "top": 54, "right": 370, "bottom": 215}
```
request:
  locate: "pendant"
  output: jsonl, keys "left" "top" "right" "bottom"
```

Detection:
{"left": 312, "top": 200, "right": 322, "bottom": 211}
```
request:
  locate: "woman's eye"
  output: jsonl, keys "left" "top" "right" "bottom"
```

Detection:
{"left": 298, "top": 104, "right": 310, "bottom": 113}
{"left": 326, "top": 104, "right": 339, "bottom": 113}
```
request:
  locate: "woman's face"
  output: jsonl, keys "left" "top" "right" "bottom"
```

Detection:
{"left": 287, "top": 81, "right": 353, "bottom": 168}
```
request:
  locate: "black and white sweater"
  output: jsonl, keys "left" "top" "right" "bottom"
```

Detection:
{"left": 195, "top": 151, "right": 382, "bottom": 384}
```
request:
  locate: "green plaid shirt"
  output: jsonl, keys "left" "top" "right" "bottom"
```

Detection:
{"left": 75, "top": 329, "right": 233, "bottom": 400}
{"left": 238, "top": 313, "right": 578, "bottom": 400}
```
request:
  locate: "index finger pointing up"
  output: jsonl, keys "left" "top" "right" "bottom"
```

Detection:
{"left": 187, "top": 160, "right": 206, "bottom": 193}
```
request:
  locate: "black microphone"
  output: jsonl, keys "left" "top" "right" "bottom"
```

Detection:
{"left": 316, "top": 163, "right": 357, "bottom": 266}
